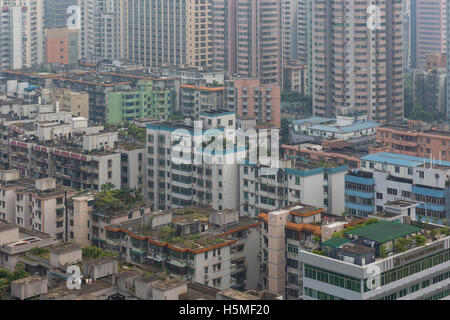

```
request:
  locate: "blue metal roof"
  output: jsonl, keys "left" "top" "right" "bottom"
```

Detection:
{"left": 361, "top": 152, "right": 450, "bottom": 168}
{"left": 309, "top": 121, "right": 379, "bottom": 134}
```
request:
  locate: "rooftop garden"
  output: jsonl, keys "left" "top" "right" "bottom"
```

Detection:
{"left": 82, "top": 246, "right": 118, "bottom": 259}
{"left": 167, "top": 234, "right": 226, "bottom": 250}
{"left": 94, "top": 184, "right": 145, "bottom": 214}
{"left": 0, "top": 263, "right": 29, "bottom": 297}
{"left": 331, "top": 218, "right": 379, "bottom": 239}
{"left": 106, "top": 122, "right": 146, "bottom": 144}
{"left": 28, "top": 247, "right": 50, "bottom": 260}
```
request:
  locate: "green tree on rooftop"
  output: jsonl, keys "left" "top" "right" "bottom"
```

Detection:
{"left": 95, "top": 186, "right": 144, "bottom": 212}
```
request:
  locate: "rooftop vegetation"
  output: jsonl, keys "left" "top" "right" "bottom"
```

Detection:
{"left": 82, "top": 246, "right": 118, "bottom": 259}
{"left": 0, "top": 263, "right": 29, "bottom": 296}
{"left": 94, "top": 184, "right": 144, "bottom": 213}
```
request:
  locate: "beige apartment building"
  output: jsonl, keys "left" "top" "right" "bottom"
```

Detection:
{"left": 43, "top": 88, "right": 89, "bottom": 118}
{"left": 312, "top": 0, "right": 404, "bottom": 123}
{"left": 258, "top": 204, "right": 323, "bottom": 299}
{"left": 235, "top": 0, "right": 281, "bottom": 84}
{"left": 127, "top": 0, "right": 214, "bottom": 70}
{"left": 224, "top": 78, "right": 281, "bottom": 128}
{"left": 0, "top": 170, "right": 79, "bottom": 241}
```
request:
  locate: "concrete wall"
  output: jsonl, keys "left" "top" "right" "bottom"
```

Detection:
{"left": 83, "top": 259, "right": 118, "bottom": 281}
{"left": 50, "top": 249, "right": 82, "bottom": 268}
{"left": 152, "top": 284, "right": 187, "bottom": 300}
{"left": 0, "top": 226, "right": 19, "bottom": 244}
{"left": 11, "top": 278, "right": 47, "bottom": 300}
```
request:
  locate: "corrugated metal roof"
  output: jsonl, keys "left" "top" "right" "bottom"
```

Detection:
{"left": 322, "top": 237, "right": 351, "bottom": 248}
{"left": 362, "top": 152, "right": 450, "bottom": 168}
{"left": 344, "top": 220, "right": 421, "bottom": 243}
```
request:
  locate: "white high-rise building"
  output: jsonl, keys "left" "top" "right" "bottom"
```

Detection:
{"left": 0, "top": 0, "right": 44, "bottom": 70}
{"left": 146, "top": 112, "right": 241, "bottom": 212}
{"left": 79, "top": 0, "right": 127, "bottom": 63}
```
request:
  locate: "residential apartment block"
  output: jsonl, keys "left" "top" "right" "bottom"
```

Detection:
{"left": 0, "top": 170, "right": 79, "bottom": 240}
{"left": 257, "top": 204, "right": 324, "bottom": 299}
{"left": 45, "top": 28, "right": 79, "bottom": 66}
{"left": 44, "top": 0, "right": 78, "bottom": 29}
{"left": 127, "top": 0, "right": 213, "bottom": 70}
{"left": 102, "top": 207, "right": 260, "bottom": 291}
{"left": 312, "top": 0, "right": 403, "bottom": 123}
{"left": 224, "top": 78, "right": 281, "bottom": 128}
{"left": 345, "top": 152, "right": 450, "bottom": 225}
{"left": 79, "top": 0, "right": 127, "bottom": 62}
{"left": 414, "top": 0, "right": 447, "bottom": 69}
{"left": 240, "top": 159, "right": 347, "bottom": 217}
{"left": 0, "top": 0, "right": 44, "bottom": 70}
{"left": 180, "top": 84, "right": 224, "bottom": 119}
{"left": 146, "top": 117, "right": 240, "bottom": 211}
{"left": 107, "top": 80, "right": 174, "bottom": 124}
{"left": 413, "top": 68, "right": 447, "bottom": 117}
{"left": 377, "top": 123, "right": 450, "bottom": 161}
{"left": 300, "top": 219, "right": 450, "bottom": 300}
{"left": 42, "top": 88, "right": 89, "bottom": 118}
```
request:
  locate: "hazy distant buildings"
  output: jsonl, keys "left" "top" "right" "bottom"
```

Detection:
{"left": 224, "top": 78, "right": 281, "bottom": 127}
{"left": 413, "top": 68, "right": 447, "bottom": 116}
{"left": 0, "top": 0, "right": 44, "bottom": 70}
{"left": 312, "top": 0, "right": 404, "bottom": 123}
{"left": 79, "top": 0, "right": 127, "bottom": 63}
{"left": 44, "top": 0, "right": 78, "bottom": 29}
{"left": 127, "top": 0, "right": 213, "bottom": 70}
{"left": 414, "top": 0, "right": 446, "bottom": 69}
{"left": 45, "top": 28, "right": 79, "bottom": 65}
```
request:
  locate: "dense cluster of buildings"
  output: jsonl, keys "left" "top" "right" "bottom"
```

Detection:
{"left": 1, "top": 0, "right": 450, "bottom": 302}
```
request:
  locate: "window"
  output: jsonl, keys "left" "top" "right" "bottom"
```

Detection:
{"left": 287, "top": 244, "right": 298, "bottom": 254}
{"left": 395, "top": 166, "right": 400, "bottom": 173}
{"left": 305, "top": 265, "right": 361, "bottom": 293}
{"left": 376, "top": 193, "right": 383, "bottom": 200}
{"left": 419, "top": 171, "right": 425, "bottom": 179}
{"left": 387, "top": 188, "right": 397, "bottom": 196}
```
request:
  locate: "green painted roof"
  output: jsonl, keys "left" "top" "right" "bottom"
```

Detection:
{"left": 344, "top": 221, "right": 421, "bottom": 243}
{"left": 322, "top": 237, "right": 351, "bottom": 248}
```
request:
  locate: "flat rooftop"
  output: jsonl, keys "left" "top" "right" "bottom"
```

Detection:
{"left": 12, "top": 275, "right": 45, "bottom": 285}
{"left": 344, "top": 220, "right": 421, "bottom": 243}
{"left": 49, "top": 243, "right": 82, "bottom": 254}
{"left": 385, "top": 200, "right": 417, "bottom": 208}
{"left": 152, "top": 277, "right": 186, "bottom": 291}
{"left": 0, "top": 177, "right": 69, "bottom": 198}
{"left": 362, "top": 152, "right": 450, "bottom": 169}
{"left": 322, "top": 237, "right": 351, "bottom": 248}
{"left": 84, "top": 257, "right": 116, "bottom": 266}
{"left": 219, "top": 288, "right": 261, "bottom": 300}
{"left": 340, "top": 243, "right": 375, "bottom": 255}
{"left": 0, "top": 220, "right": 17, "bottom": 233}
